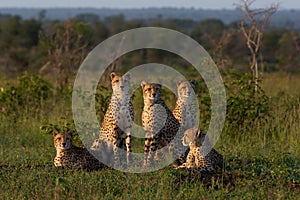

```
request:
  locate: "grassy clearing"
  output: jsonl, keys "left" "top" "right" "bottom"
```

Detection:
{"left": 0, "top": 73, "right": 300, "bottom": 199}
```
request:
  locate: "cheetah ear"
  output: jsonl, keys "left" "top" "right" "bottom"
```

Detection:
{"left": 189, "top": 80, "right": 196, "bottom": 89}
{"left": 196, "top": 129, "right": 201, "bottom": 138}
{"left": 123, "top": 73, "right": 131, "bottom": 81}
{"left": 157, "top": 82, "right": 162, "bottom": 88}
{"left": 141, "top": 81, "right": 147, "bottom": 88}
{"left": 177, "top": 80, "right": 183, "bottom": 87}
{"left": 67, "top": 130, "right": 74, "bottom": 138}
{"left": 110, "top": 72, "right": 117, "bottom": 80}
{"left": 53, "top": 130, "right": 59, "bottom": 136}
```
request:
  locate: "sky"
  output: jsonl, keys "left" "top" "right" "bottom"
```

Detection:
{"left": 0, "top": 0, "right": 299, "bottom": 10}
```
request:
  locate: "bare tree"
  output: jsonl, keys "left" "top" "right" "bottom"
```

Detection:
{"left": 39, "top": 19, "right": 90, "bottom": 89}
{"left": 238, "top": 0, "right": 278, "bottom": 91}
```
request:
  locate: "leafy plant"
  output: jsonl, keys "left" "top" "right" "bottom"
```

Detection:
{"left": 225, "top": 72, "right": 269, "bottom": 129}
{"left": 40, "top": 117, "right": 83, "bottom": 147}
{"left": 0, "top": 73, "right": 52, "bottom": 120}
{"left": 95, "top": 85, "right": 111, "bottom": 122}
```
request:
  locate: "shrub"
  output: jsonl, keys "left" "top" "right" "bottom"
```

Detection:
{"left": 0, "top": 73, "right": 52, "bottom": 120}
{"left": 225, "top": 72, "right": 269, "bottom": 129}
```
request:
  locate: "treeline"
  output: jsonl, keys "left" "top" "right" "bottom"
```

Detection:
{"left": 0, "top": 13, "right": 299, "bottom": 80}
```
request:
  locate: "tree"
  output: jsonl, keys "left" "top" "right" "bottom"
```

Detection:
{"left": 20, "top": 19, "right": 42, "bottom": 47}
{"left": 277, "top": 31, "right": 300, "bottom": 72}
{"left": 238, "top": 0, "right": 278, "bottom": 91}
{"left": 105, "top": 14, "right": 125, "bottom": 35}
{"left": 39, "top": 19, "right": 92, "bottom": 89}
{"left": 191, "top": 19, "right": 225, "bottom": 49}
{"left": 0, "top": 16, "right": 42, "bottom": 73}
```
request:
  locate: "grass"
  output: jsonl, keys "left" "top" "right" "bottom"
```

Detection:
{"left": 0, "top": 73, "right": 300, "bottom": 199}
{"left": 262, "top": 72, "right": 300, "bottom": 96}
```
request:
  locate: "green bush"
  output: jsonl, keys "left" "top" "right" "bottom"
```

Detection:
{"left": 225, "top": 73, "right": 269, "bottom": 129}
{"left": 0, "top": 73, "right": 52, "bottom": 120}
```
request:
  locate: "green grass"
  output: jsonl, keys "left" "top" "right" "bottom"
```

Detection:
{"left": 0, "top": 73, "right": 300, "bottom": 199}
{"left": 262, "top": 72, "right": 300, "bottom": 96}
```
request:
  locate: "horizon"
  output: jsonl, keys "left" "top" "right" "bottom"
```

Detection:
{"left": 0, "top": 0, "right": 300, "bottom": 10}
{"left": 1, "top": 7, "right": 300, "bottom": 10}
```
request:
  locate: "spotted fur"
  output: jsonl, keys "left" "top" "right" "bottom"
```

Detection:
{"left": 173, "top": 80, "right": 197, "bottom": 130}
{"left": 141, "top": 81, "right": 182, "bottom": 167}
{"left": 172, "top": 80, "right": 197, "bottom": 166}
{"left": 53, "top": 131, "right": 102, "bottom": 170}
{"left": 176, "top": 128, "right": 224, "bottom": 172}
{"left": 91, "top": 72, "right": 134, "bottom": 168}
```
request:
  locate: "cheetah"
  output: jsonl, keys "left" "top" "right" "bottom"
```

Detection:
{"left": 176, "top": 128, "right": 224, "bottom": 172}
{"left": 172, "top": 80, "right": 197, "bottom": 166}
{"left": 173, "top": 80, "right": 197, "bottom": 131}
{"left": 141, "top": 81, "right": 184, "bottom": 167}
{"left": 53, "top": 130, "right": 102, "bottom": 170}
{"left": 91, "top": 72, "right": 134, "bottom": 168}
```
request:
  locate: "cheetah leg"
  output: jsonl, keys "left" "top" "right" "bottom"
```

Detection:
{"left": 171, "top": 146, "right": 190, "bottom": 167}
{"left": 195, "top": 154, "right": 204, "bottom": 167}
{"left": 176, "top": 152, "right": 194, "bottom": 169}
{"left": 115, "top": 137, "right": 129, "bottom": 169}
{"left": 169, "top": 130, "right": 188, "bottom": 166}
{"left": 126, "top": 133, "right": 132, "bottom": 164}
{"left": 195, "top": 154, "right": 213, "bottom": 171}
{"left": 143, "top": 134, "right": 151, "bottom": 166}
{"left": 144, "top": 134, "right": 158, "bottom": 167}
{"left": 113, "top": 145, "right": 121, "bottom": 168}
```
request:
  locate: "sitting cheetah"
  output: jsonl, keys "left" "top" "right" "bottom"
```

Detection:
{"left": 176, "top": 128, "right": 223, "bottom": 172}
{"left": 173, "top": 80, "right": 197, "bottom": 131}
{"left": 141, "top": 81, "right": 183, "bottom": 167}
{"left": 172, "top": 80, "right": 197, "bottom": 166}
{"left": 53, "top": 130, "right": 102, "bottom": 170}
{"left": 91, "top": 72, "right": 134, "bottom": 168}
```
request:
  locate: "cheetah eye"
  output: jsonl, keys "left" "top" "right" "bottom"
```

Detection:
{"left": 115, "top": 80, "right": 119, "bottom": 83}
{"left": 147, "top": 88, "right": 151, "bottom": 92}
{"left": 57, "top": 137, "right": 61, "bottom": 141}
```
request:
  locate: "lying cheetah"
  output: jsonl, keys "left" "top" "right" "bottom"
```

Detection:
{"left": 176, "top": 128, "right": 223, "bottom": 172}
{"left": 53, "top": 130, "right": 102, "bottom": 170}
{"left": 141, "top": 81, "right": 183, "bottom": 167}
{"left": 91, "top": 72, "right": 134, "bottom": 168}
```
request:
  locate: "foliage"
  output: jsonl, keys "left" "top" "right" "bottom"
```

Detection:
{"left": 193, "top": 72, "right": 269, "bottom": 130}
{"left": 0, "top": 10, "right": 299, "bottom": 199}
{"left": 0, "top": 12, "right": 299, "bottom": 79}
{"left": 95, "top": 85, "right": 111, "bottom": 122}
{"left": 40, "top": 117, "right": 83, "bottom": 147}
{"left": 38, "top": 19, "right": 92, "bottom": 89}
{"left": 225, "top": 72, "right": 269, "bottom": 129}
{"left": 40, "top": 117, "right": 75, "bottom": 135}
{"left": 0, "top": 73, "right": 52, "bottom": 120}
{"left": 0, "top": 78, "right": 299, "bottom": 198}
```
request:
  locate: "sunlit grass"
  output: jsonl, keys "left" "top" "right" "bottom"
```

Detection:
{"left": 262, "top": 72, "right": 300, "bottom": 96}
{"left": 0, "top": 72, "right": 299, "bottom": 199}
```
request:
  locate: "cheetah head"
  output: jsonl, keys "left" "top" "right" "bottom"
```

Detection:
{"left": 182, "top": 127, "right": 204, "bottom": 147}
{"left": 141, "top": 81, "right": 162, "bottom": 103}
{"left": 177, "top": 80, "right": 196, "bottom": 100}
{"left": 110, "top": 72, "right": 131, "bottom": 96}
{"left": 53, "top": 130, "right": 73, "bottom": 151}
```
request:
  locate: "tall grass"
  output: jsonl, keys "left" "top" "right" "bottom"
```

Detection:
{"left": 0, "top": 73, "right": 299, "bottom": 199}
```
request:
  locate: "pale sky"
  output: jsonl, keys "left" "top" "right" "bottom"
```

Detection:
{"left": 0, "top": 0, "right": 299, "bottom": 9}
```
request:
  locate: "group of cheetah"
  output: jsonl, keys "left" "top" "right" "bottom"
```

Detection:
{"left": 53, "top": 72, "right": 223, "bottom": 172}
